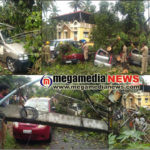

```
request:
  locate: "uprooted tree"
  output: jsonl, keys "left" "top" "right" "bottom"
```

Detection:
{"left": 91, "top": 0, "right": 149, "bottom": 54}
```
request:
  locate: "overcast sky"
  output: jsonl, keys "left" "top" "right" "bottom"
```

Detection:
{"left": 54, "top": 1, "right": 149, "bottom": 20}
{"left": 142, "top": 75, "right": 150, "bottom": 85}
{"left": 55, "top": 0, "right": 100, "bottom": 15}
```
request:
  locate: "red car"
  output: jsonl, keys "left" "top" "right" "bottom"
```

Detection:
{"left": 62, "top": 52, "right": 84, "bottom": 64}
{"left": 13, "top": 97, "right": 53, "bottom": 141}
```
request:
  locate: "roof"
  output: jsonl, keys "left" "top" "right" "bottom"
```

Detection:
{"left": 52, "top": 11, "right": 93, "bottom": 24}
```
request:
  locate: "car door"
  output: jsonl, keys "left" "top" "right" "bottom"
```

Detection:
{"left": 95, "top": 49, "right": 109, "bottom": 64}
{"left": 131, "top": 49, "right": 141, "bottom": 65}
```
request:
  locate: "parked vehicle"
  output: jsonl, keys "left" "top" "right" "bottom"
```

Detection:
{"left": 62, "top": 51, "right": 84, "bottom": 64}
{"left": 51, "top": 39, "right": 80, "bottom": 58}
{"left": 13, "top": 97, "right": 54, "bottom": 141}
{"left": 128, "top": 49, "right": 150, "bottom": 66}
{"left": 0, "top": 28, "right": 31, "bottom": 73}
{"left": 50, "top": 39, "right": 79, "bottom": 52}
{"left": 94, "top": 49, "right": 116, "bottom": 67}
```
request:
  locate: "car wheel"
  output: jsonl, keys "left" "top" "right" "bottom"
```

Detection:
{"left": 6, "top": 58, "right": 17, "bottom": 73}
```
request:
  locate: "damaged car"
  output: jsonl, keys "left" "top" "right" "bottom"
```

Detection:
{"left": 128, "top": 49, "right": 150, "bottom": 66}
{"left": 0, "top": 26, "right": 31, "bottom": 73}
{"left": 94, "top": 49, "right": 116, "bottom": 67}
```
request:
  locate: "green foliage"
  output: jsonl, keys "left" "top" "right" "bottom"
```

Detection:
{"left": 4, "top": 131, "right": 20, "bottom": 149}
{"left": 116, "top": 1, "right": 145, "bottom": 35}
{"left": 108, "top": 133, "right": 117, "bottom": 149}
{"left": 69, "top": 0, "right": 85, "bottom": 12}
{"left": 90, "top": 90, "right": 108, "bottom": 104}
{"left": 117, "top": 129, "right": 145, "bottom": 142}
{"left": 42, "top": 61, "right": 109, "bottom": 75}
{"left": 25, "top": 11, "right": 42, "bottom": 30}
{"left": 56, "top": 43, "right": 82, "bottom": 63}
{"left": 23, "top": 11, "right": 42, "bottom": 64}
{"left": 82, "top": 0, "right": 96, "bottom": 13}
{"left": 139, "top": 107, "right": 150, "bottom": 121}
{"left": 127, "top": 142, "right": 150, "bottom": 149}
{"left": 0, "top": 75, "right": 30, "bottom": 90}
{"left": 0, "top": 0, "right": 42, "bottom": 72}
{"left": 91, "top": 1, "right": 148, "bottom": 54}
{"left": 0, "top": 0, "right": 34, "bottom": 31}
{"left": 91, "top": 3, "right": 120, "bottom": 49}
{"left": 109, "top": 129, "right": 148, "bottom": 149}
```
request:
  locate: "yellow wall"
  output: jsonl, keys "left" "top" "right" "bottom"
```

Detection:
{"left": 123, "top": 92, "right": 150, "bottom": 109}
{"left": 135, "top": 95, "right": 150, "bottom": 107}
{"left": 78, "top": 27, "right": 91, "bottom": 42}
{"left": 56, "top": 22, "right": 94, "bottom": 46}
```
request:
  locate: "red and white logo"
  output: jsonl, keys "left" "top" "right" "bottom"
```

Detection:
{"left": 40, "top": 75, "right": 53, "bottom": 88}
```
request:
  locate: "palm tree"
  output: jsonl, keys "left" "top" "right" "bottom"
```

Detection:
{"left": 83, "top": 0, "right": 91, "bottom": 11}
{"left": 83, "top": 0, "right": 96, "bottom": 13}
{"left": 42, "top": 0, "right": 55, "bottom": 21}
{"left": 69, "top": 0, "right": 85, "bottom": 12}
{"left": 50, "top": 4, "right": 60, "bottom": 17}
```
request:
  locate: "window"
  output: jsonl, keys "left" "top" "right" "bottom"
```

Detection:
{"left": 74, "top": 21, "right": 78, "bottom": 25}
{"left": 132, "top": 49, "right": 139, "bottom": 54}
{"left": 58, "top": 32, "right": 61, "bottom": 39}
{"left": 138, "top": 98, "right": 141, "bottom": 105}
{"left": 74, "top": 31, "right": 77, "bottom": 38}
{"left": 145, "top": 98, "right": 148, "bottom": 103}
{"left": 64, "top": 32, "right": 68, "bottom": 38}
{"left": 83, "top": 32, "right": 89, "bottom": 38}
{"left": 98, "top": 49, "right": 108, "bottom": 57}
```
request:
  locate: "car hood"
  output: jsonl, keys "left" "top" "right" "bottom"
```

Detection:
{"left": 5, "top": 43, "right": 26, "bottom": 55}
{"left": 19, "top": 122, "right": 38, "bottom": 127}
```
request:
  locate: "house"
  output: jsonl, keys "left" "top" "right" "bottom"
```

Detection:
{"left": 52, "top": 11, "right": 95, "bottom": 45}
{"left": 122, "top": 85, "right": 150, "bottom": 109}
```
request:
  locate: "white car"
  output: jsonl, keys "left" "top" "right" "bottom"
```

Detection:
{"left": 0, "top": 28, "right": 30, "bottom": 73}
{"left": 94, "top": 49, "right": 116, "bottom": 67}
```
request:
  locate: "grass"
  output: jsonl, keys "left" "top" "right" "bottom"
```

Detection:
{"left": 41, "top": 61, "right": 116, "bottom": 75}
{"left": 41, "top": 60, "right": 150, "bottom": 75}
{"left": 128, "top": 64, "right": 150, "bottom": 74}
{"left": 1, "top": 59, "right": 150, "bottom": 75}
{"left": 0, "top": 64, "right": 12, "bottom": 75}
{"left": 4, "top": 131, "right": 21, "bottom": 149}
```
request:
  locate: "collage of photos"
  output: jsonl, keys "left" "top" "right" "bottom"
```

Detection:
{"left": 0, "top": 0, "right": 150, "bottom": 150}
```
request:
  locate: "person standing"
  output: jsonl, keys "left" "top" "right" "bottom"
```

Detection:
{"left": 141, "top": 42, "right": 148, "bottom": 74}
{"left": 42, "top": 41, "right": 51, "bottom": 65}
{"left": 121, "top": 41, "right": 129, "bottom": 68}
{"left": 82, "top": 40, "right": 89, "bottom": 61}
{"left": 0, "top": 84, "right": 9, "bottom": 149}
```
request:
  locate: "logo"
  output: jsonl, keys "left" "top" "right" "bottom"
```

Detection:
{"left": 40, "top": 75, "right": 53, "bottom": 88}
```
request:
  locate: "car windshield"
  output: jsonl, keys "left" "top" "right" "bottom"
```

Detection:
{"left": 1, "top": 29, "right": 15, "bottom": 44}
{"left": 25, "top": 99, "right": 49, "bottom": 112}
{"left": 50, "top": 41, "right": 56, "bottom": 46}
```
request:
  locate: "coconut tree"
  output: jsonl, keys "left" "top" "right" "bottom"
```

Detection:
{"left": 69, "top": 0, "right": 85, "bottom": 12}
{"left": 83, "top": 0, "right": 96, "bottom": 13}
